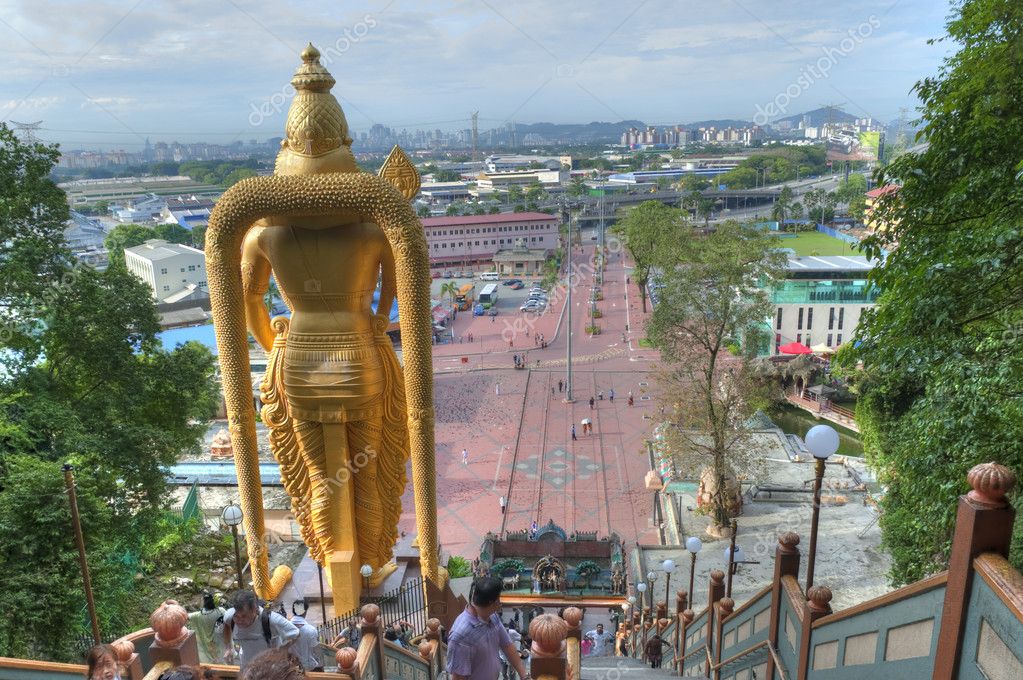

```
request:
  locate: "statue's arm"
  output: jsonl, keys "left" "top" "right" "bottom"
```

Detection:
{"left": 241, "top": 228, "right": 275, "bottom": 352}
{"left": 377, "top": 236, "right": 397, "bottom": 321}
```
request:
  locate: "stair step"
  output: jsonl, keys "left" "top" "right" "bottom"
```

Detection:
{"left": 580, "top": 656, "right": 677, "bottom": 680}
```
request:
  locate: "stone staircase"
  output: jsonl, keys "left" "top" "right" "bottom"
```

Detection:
{"left": 579, "top": 655, "right": 676, "bottom": 680}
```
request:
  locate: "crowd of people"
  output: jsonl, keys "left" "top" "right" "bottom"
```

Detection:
{"left": 85, "top": 577, "right": 660, "bottom": 679}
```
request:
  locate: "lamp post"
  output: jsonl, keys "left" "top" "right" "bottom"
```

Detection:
{"left": 64, "top": 464, "right": 101, "bottom": 644}
{"left": 222, "top": 504, "right": 244, "bottom": 589}
{"left": 725, "top": 519, "right": 738, "bottom": 598}
{"left": 627, "top": 595, "right": 637, "bottom": 656}
{"left": 360, "top": 563, "right": 373, "bottom": 592}
{"left": 805, "top": 424, "right": 839, "bottom": 590}
{"left": 686, "top": 536, "right": 702, "bottom": 606}
{"left": 661, "top": 559, "right": 676, "bottom": 612}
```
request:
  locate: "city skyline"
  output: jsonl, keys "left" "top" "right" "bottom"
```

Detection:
{"left": 1, "top": 0, "right": 949, "bottom": 149}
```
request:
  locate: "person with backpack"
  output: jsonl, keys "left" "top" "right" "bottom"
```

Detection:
{"left": 222, "top": 590, "right": 299, "bottom": 668}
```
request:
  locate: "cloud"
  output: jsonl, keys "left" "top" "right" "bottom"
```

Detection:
{"left": 1, "top": 96, "right": 61, "bottom": 111}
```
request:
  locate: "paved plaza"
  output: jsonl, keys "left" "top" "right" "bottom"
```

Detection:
{"left": 399, "top": 241, "right": 664, "bottom": 558}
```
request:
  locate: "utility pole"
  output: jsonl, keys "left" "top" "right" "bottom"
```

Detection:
{"left": 63, "top": 464, "right": 101, "bottom": 644}
{"left": 566, "top": 216, "right": 574, "bottom": 402}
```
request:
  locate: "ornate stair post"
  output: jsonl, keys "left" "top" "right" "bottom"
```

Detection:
{"left": 767, "top": 532, "right": 800, "bottom": 680}
{"left": 675, "top": 591, "right": 688, "bottom": 671}
{"left": 714, "top": 597, "right": 735, "bottom": 677}
{"left": 148, "top": 599, "right": 199, "bottom": 668}
{"left": 705, "top": 570, "right": 725, "bottom": 676}
{"left": 797, "top": 586, "right": 832, "bottom": 680}
{"left": 933, "top": 462, "right": 1017, "bottom": 680}
{"left": 530, "top": 614, "right": 570, "bottom": 680}
{"left": 563, "top": 607, "right": 583, "bottom": 680}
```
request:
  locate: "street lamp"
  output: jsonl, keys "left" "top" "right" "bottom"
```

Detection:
{"left": 360, "top": 563, "right": 373, "bottom": 591}
{"left": 805, "top": 424, "right": 839, "bottom": 590}
{"left": 636, "top": 582, "right": 647, "bottom": 612}
{"left": 686, "top": 536, "right": 702, "bottom": 606}
{"left": 627, "top": 595, "right": 637, "bottom": 656}
{"left": 661, "top": 559, "right": 676, "bottom": 611}
{"left": 222, "top": 504, "right": 245, "bottom": 589}
{"left": 724, "top": 544, "right": 746, "bottom": 599}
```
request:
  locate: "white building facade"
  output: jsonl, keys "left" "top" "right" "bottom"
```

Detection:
{"left": 124, "top": 239, "right": 208, "bottom": 303}
{"left": 768, "top": 256, "right": 878, "bottom": 354}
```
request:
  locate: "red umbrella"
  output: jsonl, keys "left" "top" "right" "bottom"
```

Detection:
{"left": 779, "top": 341, "right": 813, "bottom": 355}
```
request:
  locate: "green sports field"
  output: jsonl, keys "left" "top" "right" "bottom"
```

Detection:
{"left": 772, "top": 231, "right": 862, "bottom": 256}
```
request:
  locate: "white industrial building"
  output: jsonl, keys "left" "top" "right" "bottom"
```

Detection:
{"left": 124, "top": 239, "right": 208, "bottom": 305}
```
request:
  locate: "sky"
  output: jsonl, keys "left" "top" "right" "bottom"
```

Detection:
{"left": 0, "top": 0, "right": 952, "bottom": 150}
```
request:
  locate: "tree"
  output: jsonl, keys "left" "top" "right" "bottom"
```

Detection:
{"left": 0, "top": 128, "right": 220, "bottom": 659}
{"left": 771, "top": 186, "right": 795, "bottom": 227}
{"left": 614, "top": 201, "right": 682, "bottom": 313}
{"left": 837, "top": 0, "right": 1023, "bottom": 585}
{"left": 835, "top": 174, "right": 868, "bottom": 203}
{"left": 190, "top": 224, "right": 207, "bottom": 249}
{"left": 417, "top": 205, "right": 432, "bottom": 218}
{"left": 224, "top": 168, "right": 257, "bottom": 186}
{"left": 507, "top": 184, "right": 524, "bottom": 204}
{"left": 683, "top": 190, "right": 715, "bottom": 228}
{"left": 648, "top": 221, "right": 783, "bottom": 531}
{"left": 438, "top": 281, "right": 459, "bottom": 310}
{"left": 152, "top": 222, "right": 191, "bottom": 245}
{"left": 803, "top": 188, "right": 837, "bottom": 224}
{"left": 567, "top": 176, "right": 587, "bottom": 197}
{"left": 104, "top": 223, "right": 156, "bottom": 267}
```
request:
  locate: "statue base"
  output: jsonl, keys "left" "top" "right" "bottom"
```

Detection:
{"left": 327, "top": 550, "right": 360, "bottom": 615}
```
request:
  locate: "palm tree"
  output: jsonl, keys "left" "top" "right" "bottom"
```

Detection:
{"left": 439, "top": 281, "right": 459, "bottom": 311}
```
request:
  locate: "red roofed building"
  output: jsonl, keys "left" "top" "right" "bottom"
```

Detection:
{"left": 864, "top": 184, "right": 900, "bottom": 235}
{"left": 420, "top": 211, "right": 560, "bottom": 271}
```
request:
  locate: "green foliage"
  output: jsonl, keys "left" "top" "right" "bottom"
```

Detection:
{"left": 575, "top": 560, "right": 601, "bottom": 586}
{"left": 417, "top": 205, "right": 432, "bottom": 217}
{"left": 838, "top": 0, "right": 1023, "bottom": 585}
{"left": 614, "top": 201, "right": 683, "bottom": 312}
{"left": 803, "top": 188, "right": 837, "bottom": 224}
{"left": 648, "top": 221, "right": 784, "bottom": 526}
{"left": 0, "top": 128, "right": 220, "bottom": 659}
{"left": 446, "top": 556, "right": 473, "bottom": 579}
{"left": 491, "top": 558, "right": 526, "bottom": 576}
{"left": 585, "top": 325, "right": 601, "bottom": 335}
{"left": 178, "top": 158, "right": 261, "bottom": 186}
{"left": 715, "top": 147, "right": 827, "bottom": 189}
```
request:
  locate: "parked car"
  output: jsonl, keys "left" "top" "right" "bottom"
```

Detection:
{"left": 443, "top": 271, "right": 453, "bottom": 279}
{"left": 488, "top": 308, "right": 499, "bottom": 316}
{"left": 473, "top": 304, "right": 485, "bottom": 316}
{"left": 510, "top": 282, "right": 524, "bottom": 290}
{"left": 503, "top": 279, "right": 522, "bottom": 286}
{"left": 520, "top": 301, "right": 541, "bottom": 312}
{"left": 431, "top": 271, "right": 441, "bottom": 279}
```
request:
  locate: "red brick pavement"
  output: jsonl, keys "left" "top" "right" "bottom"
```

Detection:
{"left": 398, "top": 245, "right": 664, "bottom": 560}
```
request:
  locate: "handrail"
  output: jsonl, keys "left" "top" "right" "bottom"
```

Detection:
{"left": 142, "top": 661, "right": 174, "bottom": 680}
{"left": 0, "top": 657, "right": 87, "bottom": 673}
{"left": 974, "top": 553, "right": 1023, "bottom": 625}
{"left": 712, "top": 639, "right": 770, "bottom": 670}
{"left": 812, "top": 570, "right": 948, "bottom": 628}
{"left": 678, "top": 643, "right": 707, "bottom": 663}
{"left": 721, "top": 584, "right": 773, "bottom": 624}
{"left": 356, "top": 631, "right": 378, "bottom": 674}
{"left": 767, "top": 642, "right": 788, "bottom": 680}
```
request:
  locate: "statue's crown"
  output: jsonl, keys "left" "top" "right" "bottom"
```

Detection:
{"left": 283, "top": 44, "right": 352, "bottom": 157}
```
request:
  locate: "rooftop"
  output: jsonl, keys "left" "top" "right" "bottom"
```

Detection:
{"left": 784, "top": 254, "right": 874, "bottom": 273}
{"left": 125, "top": 239, "right": 205, "bottom": 261}
{"left": 421, "top": 212, "right": 557, "bottom": 227}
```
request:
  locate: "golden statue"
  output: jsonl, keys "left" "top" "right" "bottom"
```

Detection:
{"left": 206, "top": 44, "right": 437, "bottom": 613}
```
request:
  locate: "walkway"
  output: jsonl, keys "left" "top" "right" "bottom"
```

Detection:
{"left": 785, "top": 392, "right": 860, "bottom": 433}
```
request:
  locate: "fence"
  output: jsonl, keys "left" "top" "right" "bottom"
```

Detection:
{"left": 642, "top": 461, "right": 1023, "bottom": 680}
{"left": 319, "top": 576, "right": 427, "bottom": 644}
{"left": 180, "top": 482, "right": 200, "bottom": 523}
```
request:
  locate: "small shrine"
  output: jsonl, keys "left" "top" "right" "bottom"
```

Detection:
{"left": 474, "top": 520, "right": 627, "bottom": 601}
{"left": 209, "top": 429, "right": 233, "bottom": 460}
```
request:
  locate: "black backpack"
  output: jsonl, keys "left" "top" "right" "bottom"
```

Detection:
{"left": 229, "top": 607, "right": 273, "bottom": 646}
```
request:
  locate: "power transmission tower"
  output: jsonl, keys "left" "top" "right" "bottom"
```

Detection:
{"left": 471, "top": 111, "right": 479, "bottom": 162}
{"left": 10, "top": 120, "right": 42, "bottom": 143}
{"left": 896, "top": 107, "right": 909, "bottom": 148}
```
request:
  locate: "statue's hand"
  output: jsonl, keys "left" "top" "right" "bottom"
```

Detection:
{"left": 371, "top": 313, "right": 390, "bottom": 334}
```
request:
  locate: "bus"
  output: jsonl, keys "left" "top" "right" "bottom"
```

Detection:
{"left": 455, "top": 283, "right": 475, "bottom": 310}
{"left": 478, "top": 283, "right": 499, "bottom": 308}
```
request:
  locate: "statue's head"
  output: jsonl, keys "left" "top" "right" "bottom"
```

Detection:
{"left": 275, "top": 43, "right": 358, "bottom": 176}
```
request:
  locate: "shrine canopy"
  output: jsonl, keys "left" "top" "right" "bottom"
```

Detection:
{"left": 779, "top": 341, "right": 813, "bottom": 355}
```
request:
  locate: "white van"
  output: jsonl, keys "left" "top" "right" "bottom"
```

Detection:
{"left": 479, "top": 271, "right": 500, "bottom": 281}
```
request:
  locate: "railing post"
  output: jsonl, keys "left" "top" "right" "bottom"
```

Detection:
{"left": 360, "top": 603, "right": 385, "bottom": 680}
{"left": 797, "top": 586, "right": 832, "bottom": 680}
{"left": 563, "top": 607, "right": 583, "bottom": 680}
{"left": 337, "top": 646, "right": 361, "bottom": 680}
{"left": 111, "top": 640, "right": 143, "bottom": 680}
{"left": 632, "top": 612, "right": 641, "bottom": 658}
{"left": 933, "top": 462, "right": 1017, "bottom": 680}
{"left": 148, "top": 600, "right": 199, "bottom": 668}
{"left": 766, "top": 532, "right": 800, "bottom": 680}
{"left": 675, "top": 591, "right": 687, "bottom": 672}
{"left": 704, "top": 570, "right": 725, "bottom": 677}
{"left": 714, "top": 597, "right": 734, "bottom": 678}
{"left": 680, "top": 609, "right": 694, "bottom": 674}
{"left": 529, "top": 614, "right": 570, "bottom": 680}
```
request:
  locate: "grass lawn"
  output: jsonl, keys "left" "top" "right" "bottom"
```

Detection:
{"left": 772, "top": 231, "right": 862, "bottom": 257}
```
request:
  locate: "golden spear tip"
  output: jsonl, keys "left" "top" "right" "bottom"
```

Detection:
{"left": 301, "top": 43, "right": 321, "bottom": 63}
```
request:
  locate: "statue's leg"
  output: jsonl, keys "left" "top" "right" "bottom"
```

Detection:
{"left": 293, "top": 419, "right": 341, "bottom": 557}
{"left": 347, "top": 415, "right": 385, "bottom": 567}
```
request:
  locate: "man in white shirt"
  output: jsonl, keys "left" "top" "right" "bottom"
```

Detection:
{"left": 498, "top": 622, "right": 523, "bottom": 680}
{"left": 289, "top": 615, "right": 323, "bottom": 671}
{"left": 222, "top": 591, "right": 299, "bottom": 668}
{"left": 584, "top": 623, "right": 614, "bottom": 657}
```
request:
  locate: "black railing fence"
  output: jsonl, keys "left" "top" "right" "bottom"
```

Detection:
{"left": 319, "top": 576, "right": 426, "bottom": 643}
